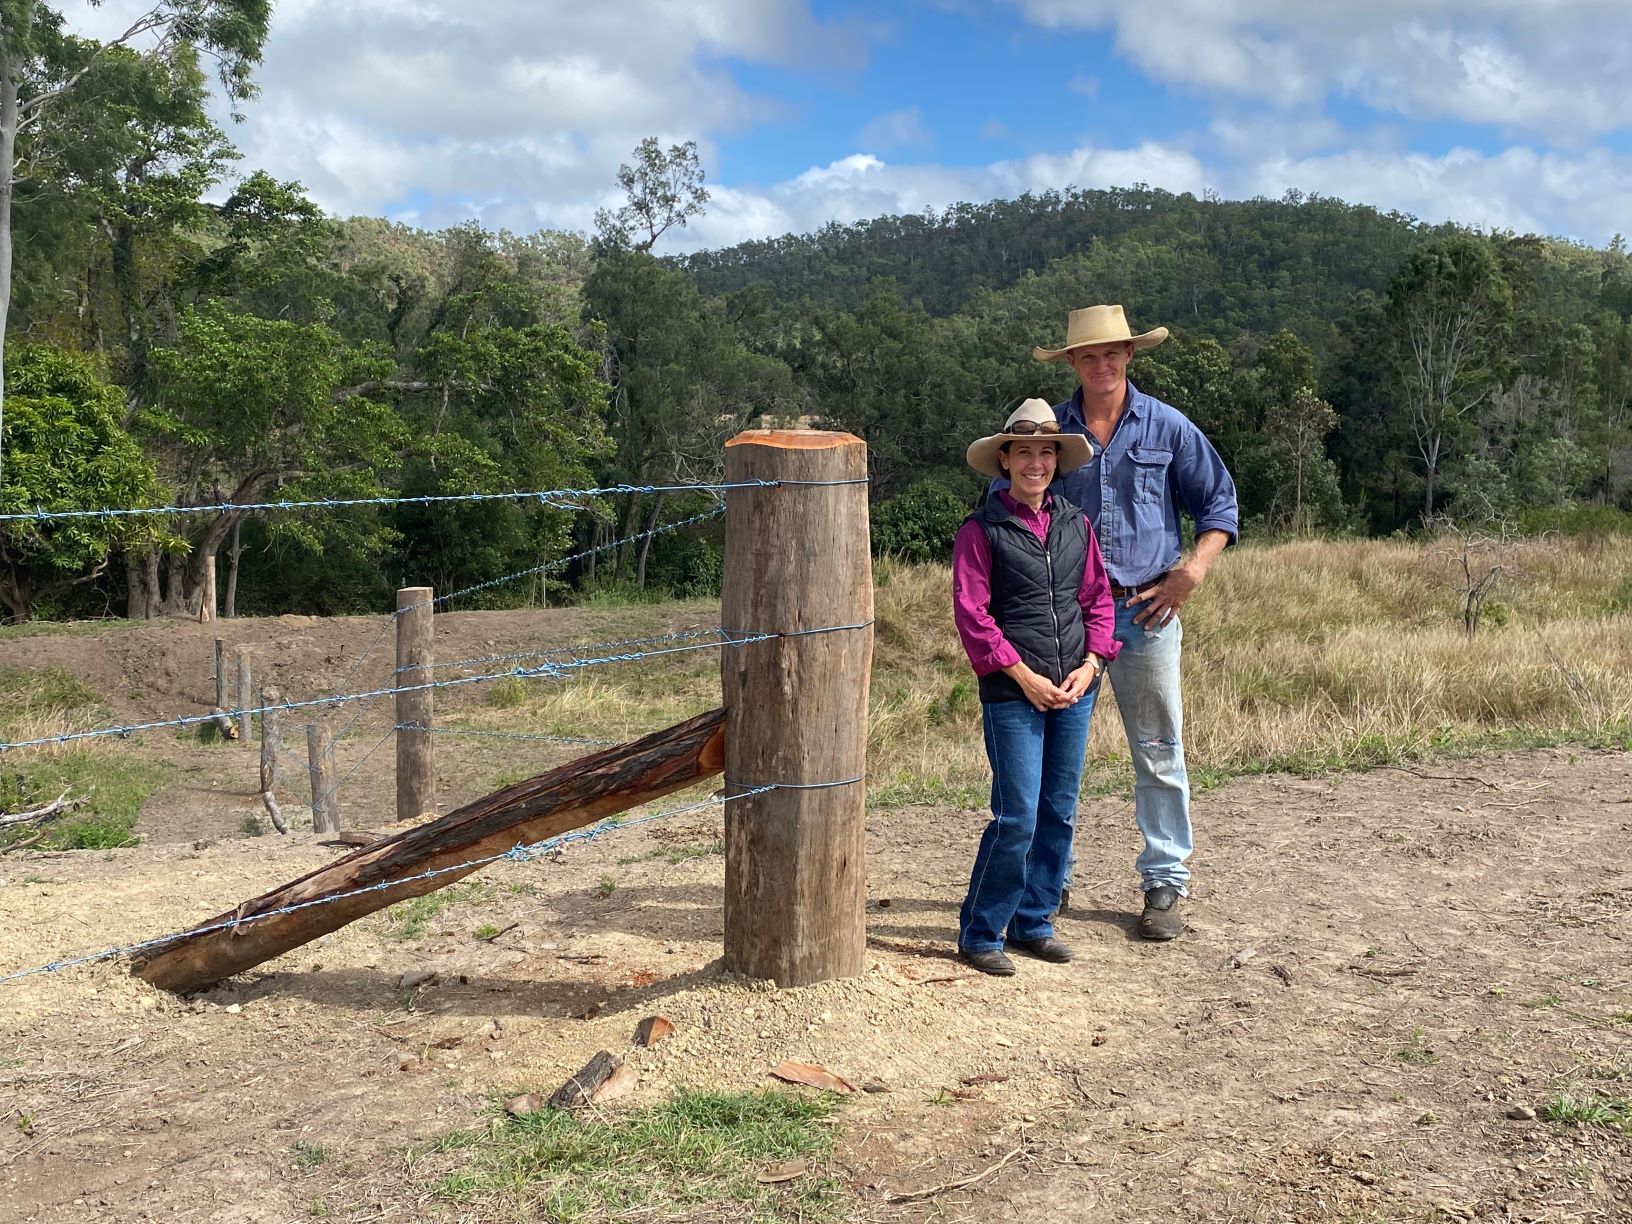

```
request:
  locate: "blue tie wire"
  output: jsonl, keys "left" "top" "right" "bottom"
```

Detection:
{"left": 0, "top": 775, "right": 864, "bottom": 986}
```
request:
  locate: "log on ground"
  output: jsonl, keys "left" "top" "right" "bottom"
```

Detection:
{"left": 131, "top": 707, "right": 727, "bottom": 993}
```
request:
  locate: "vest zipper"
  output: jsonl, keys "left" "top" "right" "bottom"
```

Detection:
{"left": 1044, "top": 540, "right": 1065, "bottom": 682}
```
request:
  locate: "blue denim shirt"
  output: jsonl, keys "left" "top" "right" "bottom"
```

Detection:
{"left": 998, "top": 380, "right": 1239, "bottom": 588}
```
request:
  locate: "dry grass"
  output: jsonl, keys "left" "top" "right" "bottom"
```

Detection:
{"left": 869, "top": 536, "right": 1632, "bottom": 806}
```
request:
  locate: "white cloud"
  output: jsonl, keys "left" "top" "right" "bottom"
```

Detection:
{"left": 69, "top": 0, "right": 864, "bottom": 226}
{"left": 680, "top": 143, "right": 1210, "bottom": 248}
{"left": 1009, "top": 0, "right": 1632, "bottom": 134}
{"left": 59, "top": 0, "right": 1632, "bottom": 256}
{"left": 858, "top": 106, "right": 934, "bottom": 153}
{"left": 678, "top": 138, "right": 1632, "bottom": 251}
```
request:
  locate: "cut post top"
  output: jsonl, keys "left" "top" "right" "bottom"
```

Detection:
{"left": 725, "top": 429, "right": 863, "bottom": 450}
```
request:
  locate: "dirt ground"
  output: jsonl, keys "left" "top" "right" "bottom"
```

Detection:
{"left": 1, "top": 612, "right": 1629, "bottom": 1223}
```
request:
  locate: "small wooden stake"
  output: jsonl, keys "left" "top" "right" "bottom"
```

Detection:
{"left": 235, "top": 650, "right": 253, "bottom": 741}
{"left": 548, "top": 1051, "right": 622, "bottom": 1110}
{"left": 260, "top": 687, "right": 287, "bottom": 834}
{"left": 396, "top": 586, "right": 434, "bottom": 823}
{"left": 208, "top": 708, "right": 239, "bottom": 741}
{"left": 307, "top": 721, "right": 339, "bottom": 834}
{"left": 214, "top": 637, "right": 226, "bottom": 710}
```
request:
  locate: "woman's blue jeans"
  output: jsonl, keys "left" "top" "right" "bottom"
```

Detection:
{"left": 958, "top": 690, "right": 1098, "bottom": 953}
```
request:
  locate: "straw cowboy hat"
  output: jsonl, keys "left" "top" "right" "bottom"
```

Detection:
{"left": 1032, "top": 304, "right": 1169, "bottom": 363}
{"left": 966, "top": 398, "right": 1094, "bottom": 478}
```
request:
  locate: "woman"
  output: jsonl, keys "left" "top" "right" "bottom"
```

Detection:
{"left": 952, "top": 398, "right": 1120, "bottom": 976}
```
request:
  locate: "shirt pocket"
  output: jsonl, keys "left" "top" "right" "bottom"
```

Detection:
{"left": 1126, "top": 447, "right": 1173, "bottom": 503}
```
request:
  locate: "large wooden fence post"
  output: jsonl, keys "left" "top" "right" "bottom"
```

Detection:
{"left": 720, "top": 430, "right": 872, "bottom": 986}
{"left": 396, "top": 586, "right": 435, "bottom": 823}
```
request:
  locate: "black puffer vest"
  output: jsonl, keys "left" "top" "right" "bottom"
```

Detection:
{"left": 971, "top": 494, "right": 1089, "bottom": 704}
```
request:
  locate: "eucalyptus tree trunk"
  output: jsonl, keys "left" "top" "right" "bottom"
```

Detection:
{"left": 0, "top": 58, "right": 17, "bottom": 497}
{"left": 224, "top": 519, "right": 242, "bottom": 618}
{"left": 634, "top": 491, "right": 664, "bottom": 590}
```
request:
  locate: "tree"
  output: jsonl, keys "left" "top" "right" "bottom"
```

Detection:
{"left": 0, "top": 0, "right": 269, "bottom": 489}
{"left": 0, "top": 343, "right": 165, "bottom": 620}
{"left": 1262, "top": 386, "right": 1341, "bottom": 535}
{"left": 594, "top": 137, "right": 709, "bottom": 252}
{"left": 133, "top": 304, "right": 403, "bottom": 618}
{"left": 584, "top": 248, "right": 795, "bottom": 586}
{"left": 1384, "top": 236, "right": 1514, "bottom": 519}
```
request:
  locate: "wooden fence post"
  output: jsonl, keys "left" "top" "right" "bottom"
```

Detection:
{"left": 214, "top": 637, "right": 225, "bottom": 709}
{"left": 235, "top": 650, "right": 253, "bottom": 741}
{"left": 396, "top": 586, "right": 435, "bottom": 823}
{"left": 307, "top": 721, "right": 340, "bottom": 833}
{"left": 720, "top": 430, "right": 872, "bottom": 987}
{"left": 260, "top": 687, "right": 287, "bottom": 834}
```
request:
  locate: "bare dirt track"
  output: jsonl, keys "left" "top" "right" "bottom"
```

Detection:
{"left": 1, "top": 613, "right": 1630, "bottom": 1223}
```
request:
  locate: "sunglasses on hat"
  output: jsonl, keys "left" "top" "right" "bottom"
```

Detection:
{"left": 1004, "top": 419, "right": 1061, "bottom": 436}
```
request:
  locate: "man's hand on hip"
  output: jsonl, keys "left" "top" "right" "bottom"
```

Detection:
{"left": 1127, "top": 530, "right": 1230, "bottom": 628}
{"left": 1127, "top": 565, "right": 1199, "bottom": 628}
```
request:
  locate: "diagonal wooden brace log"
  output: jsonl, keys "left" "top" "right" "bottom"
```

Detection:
{"left": 132, "top": 708, "right": 727, "bottom": 993}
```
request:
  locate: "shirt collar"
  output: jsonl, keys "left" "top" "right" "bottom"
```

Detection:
{"left": 997, "top": 489, "right": 1053, "bottom": 518}
{"left": 1122, "top": 380, "right": 1148, "bottom": 418}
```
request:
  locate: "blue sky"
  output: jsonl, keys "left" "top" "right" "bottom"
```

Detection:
{"left": 74, "top": 0, "right": 1632, "bottom": 250}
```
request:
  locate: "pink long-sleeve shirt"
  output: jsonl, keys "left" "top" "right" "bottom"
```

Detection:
{"left": 951, "top": 491, "right": 1121, "bottom": 677}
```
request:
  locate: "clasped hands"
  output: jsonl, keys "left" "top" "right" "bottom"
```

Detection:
{"left": 1007, "top": 655, "right": 1104, "bottom": 713}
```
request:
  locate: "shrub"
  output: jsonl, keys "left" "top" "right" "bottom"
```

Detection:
{"left": 872, "top": 478, "right": 973, "bottom": 562}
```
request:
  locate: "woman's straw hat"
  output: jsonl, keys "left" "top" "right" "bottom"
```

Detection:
{"left": 966, "top": 398, "right": 1093, "bottom": 478}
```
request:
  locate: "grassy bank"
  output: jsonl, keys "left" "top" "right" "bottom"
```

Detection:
{"left": 0, "top": 667, "right": 168, "bottom": 849}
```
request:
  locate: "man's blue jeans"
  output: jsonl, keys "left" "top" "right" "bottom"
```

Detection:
{"left": 1106, "top": 602, "right": 1192, "bottom": 892}
{"left": 958, "top": 690, "right": 1098, "bottom": 953}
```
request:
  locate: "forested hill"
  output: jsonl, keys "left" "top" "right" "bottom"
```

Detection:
{"left": 680, "top": 186, "right": 1442, "bottom": 348}
{"left": 672, "top": 185, "right": 1630, "bottom": 555}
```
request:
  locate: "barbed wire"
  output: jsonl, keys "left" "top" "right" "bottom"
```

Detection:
{"left": 0, "top": 477, "right": 868, "bottom": 525}
{"left": 317, "top": 504, "right": 727, "bottom": 715}
{"left": 0, "top": 775, "right": 864, "bottom": 986}
{"left": 396, "top": 724, "right": 618, "bottom": 747}
{"left": 0, "top": 620, "right": 873, "bottom": 753}
{"left": 428, "top": 627, "right": 727, "bottom": 676}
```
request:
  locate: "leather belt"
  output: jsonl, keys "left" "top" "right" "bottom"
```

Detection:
{"left": 1110, "top": 571, "right": 1167, "bottom": 600}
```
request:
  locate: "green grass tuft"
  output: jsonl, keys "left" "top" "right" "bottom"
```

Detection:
{"left": 431, "top": 1088, "right": 846, "bottom": 1221}
{"left": 1541, "top": 1093, "right": 1632, "bottom": 1134}
{"left": 386, "top": 880, "right": 497, "bottom": 941}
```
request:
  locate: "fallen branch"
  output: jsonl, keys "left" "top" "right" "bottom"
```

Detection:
{"left": 886, "top": 1144, "right": 1028, "bottom": 1203}
{"left": 0, "top": 789, "right": 75, "bottom": 826}
{"left": 1, "top": 830, "right": 49, "bottom": 854}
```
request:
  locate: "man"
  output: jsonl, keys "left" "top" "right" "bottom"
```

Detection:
{"left": 1029, "top": 304, "right": 1238, "bottom": 940}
